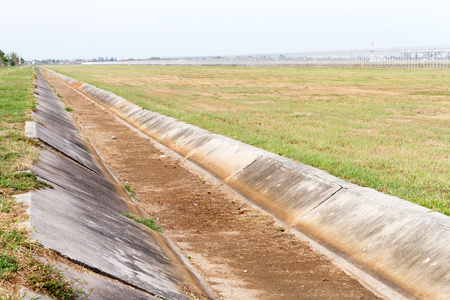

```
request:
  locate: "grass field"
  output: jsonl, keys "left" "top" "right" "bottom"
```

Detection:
{"left": 48, "top": 65, "right": 449, "bottom": 215}
{"left": 0, "top": 67, "right": 89, "bottom": 298}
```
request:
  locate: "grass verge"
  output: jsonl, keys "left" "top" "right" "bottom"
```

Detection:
{"left": 47, "top": 65, "right": 449, "bottom": 215}
{"left": 0, "top": 67, "right": 90, "bottom": 299}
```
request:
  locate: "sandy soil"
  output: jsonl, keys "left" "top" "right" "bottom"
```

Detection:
{"left": 42, "top": 70, "right": 381, "bottom": 300}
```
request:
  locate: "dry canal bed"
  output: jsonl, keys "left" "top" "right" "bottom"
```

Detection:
{"left": 42, "top": 69, "right": 381, "bottom": 299}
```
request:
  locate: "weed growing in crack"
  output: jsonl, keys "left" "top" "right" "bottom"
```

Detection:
{"left": 124, "top": 184, "right": 136, "bottom": 199}
{"left": 123, "top": 213, "right": 163, "bottom": 233}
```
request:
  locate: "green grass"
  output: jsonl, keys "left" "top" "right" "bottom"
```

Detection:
{"left": 47, "top": 65, "right": 450, "bottom": 215}
{"left": 0, "top": 254, "right": 19, "bottom": 278}
{"left": 123, "top": 213, "right": 163, "bottom": 233}
{"left": 27, "top": 262, "right": 91, "bottom": 300}
{"left": 0, "top": 67, "right": 90, "bottom": 299}
{"left": 123, "top": 184, "right": 135, "bottom": 199}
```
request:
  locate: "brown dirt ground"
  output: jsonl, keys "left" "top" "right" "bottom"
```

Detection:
{"left": 42, "top": 70, "right": 382, "bottom": 300}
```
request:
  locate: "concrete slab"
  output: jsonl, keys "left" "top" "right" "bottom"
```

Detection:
{"left": 121, "top": 103, "right": 143, "bottom": 119}
{"left": 132, "top": 110, "right": 160, "bottom": 126}
{"left": 32, "top": 150, "right": 128, "bottom": 213}
{"left": 24, "top": 121, "right": 37, "bottom": 140}
{"left": 34, "top": 95, "right": 65, "bottom": 113}
{"left": 297, "top": 188, "right": 450, "bottom": 300}
{"left": 31, "top": 111, "right": 88, "bottom": 151}
{"left": 167, "top": 127, "right": 212, "bottom": 152}
{"left": 33, "top": 99, "right": 75, "bottom": 131}
{"left": 21, "top": 288, "right": 53, "bottom": 300}
{"left": 13, "top": 193, "right": 32, "bottom": 207}
{"left": 30, "top": 185, "right": 186, "bottom": 299}
{"left": 227, "top": 156, "right": 342, "bottom": 224}
{"left": 59, "top": 262, "right": 159, "bottom": 300}
{"left": 159, "top": 123, "right": 210, "bottom": 149}
{"left": 144, "top": 115, "right": 179, "bottom": 140}
{"left": 34, "top": 122, "right": 102, "bottom": 174}
{"left": 180, "top": 135, "right": 262, "bottom": 182}
{"left": 32, "top": 108, "right": 74, "bottom": 130}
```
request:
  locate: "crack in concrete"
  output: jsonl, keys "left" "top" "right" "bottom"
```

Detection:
{"left": 222, "top": 156, "right": 262, "bottom": 185}
{"left": 291, "top": 187, "right": 343, "bottom": 227}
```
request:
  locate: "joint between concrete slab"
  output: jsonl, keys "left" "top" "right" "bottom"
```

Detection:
{"left": 38, "top": 141, "right": 101, "bottom": 176}
{"left": 291, "top": 187, "right": 343, "bottom": 227}
{"left": 223, "top": 156, "right": 262, "bottom": 184}
{"left": 54, "top": 252, "right": 164, "bottom": 299}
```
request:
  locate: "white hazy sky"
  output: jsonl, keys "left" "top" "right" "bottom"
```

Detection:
{"left": 1, "top": 0, "right": 449, "bottom": 60}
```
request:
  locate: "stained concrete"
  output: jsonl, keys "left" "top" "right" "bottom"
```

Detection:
{"left": 227, "top": 156, "right": 342, "bottom": 224}
{"left": 298, "top": 188, "right": 450, "bottom": 300}
{"left": 21, "top": 261, "right": 159, "bottom": 300}
{"left": 30, "top": 181, "right": 184, "bottom": 299}
{"left": 59, "top": 262, "right": 160, "bottom": 300}
{"left": 26, "top": 122, "right": 101, "bottom": 174}
{"left": 32, "top": 149, "right": 129, "bottom": 213}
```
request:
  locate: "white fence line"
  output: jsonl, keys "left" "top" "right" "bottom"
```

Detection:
{"left": 84, "top": 46, "right": 450, "bottom": 69}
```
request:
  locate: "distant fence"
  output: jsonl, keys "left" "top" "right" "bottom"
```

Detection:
{"left": 84, "top": 46, "right": 450, "bottom": 69}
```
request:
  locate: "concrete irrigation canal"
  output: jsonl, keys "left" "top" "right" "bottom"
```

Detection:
{"left": 24, "top": 70, "right": 211, "bottom": 299}
{"left": 22, "top": 68, "right": 450, "bottom": 299}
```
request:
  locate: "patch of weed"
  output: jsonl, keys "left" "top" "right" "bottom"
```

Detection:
{"left": 124, "top": 184, "right": 135, "bottom": 199}
{"left": 28, "top": 262, "right": 91, "bottom": 300}
{"left": 64, "top": 107, "right": 72, "bottom": 112}
{"left": 0, "top": 173, "right": 51, "bottom": 194}
{"left": 123, "top": 213, "right": 163, "bottom": 233}
{"left": 0, "top": 196, "right": 14, "bottom": 213}
{"left": 0, "top": 255, "right": 19, "bottom": 279}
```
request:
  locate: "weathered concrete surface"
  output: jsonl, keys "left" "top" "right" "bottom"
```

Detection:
{"left": 297, "top": 188, "right": 450, "bottom": 300}
{"left": 26, "top": 70, "right": 197, "bottom": 299}
{"left": 48, "top": 69, "right": 450, "bottom": 300}
{"left": 30, "top": 179, "right": 185, "bottom": 299}
{"left": 59, "top": 262, "right": 160, "bottom": 300}
{"left": 226, "top": 156, "right": 342, "bottom": 225}
{"left": 16, "top": 190, "right": 162, "bottom": 300}
{"left": 27, "top": 121, "right": 102, "bottom": 174}
{"left": 22, "top": 288, "right": 53, "bottom": 300}
{"left": 21, "top": 261, "right": 159, "bottom": 300}
{"left": 32, "top": 149, "right": 129, "bottom": 214}
{"left": 34, "top": 76, "right": 90, "bottom": 152}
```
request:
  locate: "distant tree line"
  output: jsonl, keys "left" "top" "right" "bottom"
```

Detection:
{"left": 92, "top": 57, "right": 117, "bottom": 62}
{"left": 0, "top": 49, "right": 25, "bottom": 67}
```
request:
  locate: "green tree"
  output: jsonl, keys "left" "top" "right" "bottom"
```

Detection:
{"left": 8, "top": 52, "right": 20, "bottom": 66}
{"left": 0, "top": 49, "right": 6, "bottom": 67}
